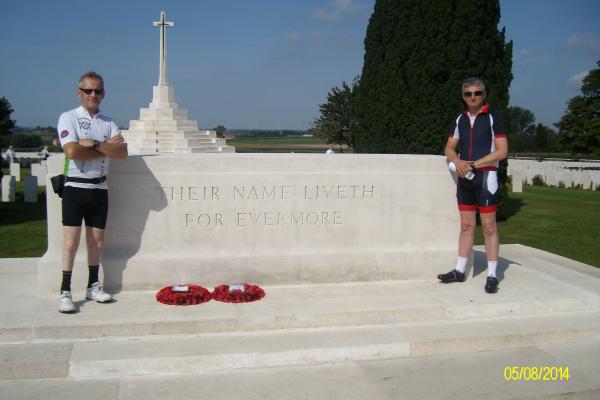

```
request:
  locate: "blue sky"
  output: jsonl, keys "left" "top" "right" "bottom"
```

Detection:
{"left": 1, "top": 0, "right": 599, "bottom": 131}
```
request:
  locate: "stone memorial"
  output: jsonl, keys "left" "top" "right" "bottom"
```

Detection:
{"left": 31, "top": 163, "right": 47, "bottom": 186}
{"left": 39, "top": 11, "right": 458, "bottom": 294}
{"left": 10, "top": 162, "right": 20, "bottom": 181}
{"left": 1, "top": 175, "right": 16, "bottom": 202}
{"left": 24, "top": 176, "right": 38, "bottom": 203}
{"left": 39, "top": 153, "right": 460, "bottom": 293}
{"left": 122, "top": 11, "right": 234, "bottom": 154}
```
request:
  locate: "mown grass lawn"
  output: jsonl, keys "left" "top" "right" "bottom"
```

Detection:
{"left": 0, "top": 201, "right": 47, "bottom": 257}
{"left": 475, "top": 185, "right": 600, "bottom": 267}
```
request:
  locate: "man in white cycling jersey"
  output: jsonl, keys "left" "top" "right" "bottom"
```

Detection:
{"left": 56, "top": 71, "right": 127, "bottom": 313}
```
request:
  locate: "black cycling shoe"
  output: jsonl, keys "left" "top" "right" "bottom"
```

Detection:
{"left": 485, "top": 276, "right": 499, "bottom": 293}
{"left": 437, "top": 269, "right": 466, "bottom": 283}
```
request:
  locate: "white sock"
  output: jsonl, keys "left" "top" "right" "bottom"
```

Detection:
{"left": 488, "top": 260, "right": 498, "bottom": 277}
{"left": 455, "top": 256, "right": 468, "bottom": 273}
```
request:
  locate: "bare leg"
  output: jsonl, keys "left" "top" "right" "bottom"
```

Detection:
{"left": 479, "top": 212, "right": 499, "bottom": 261}
{"left": 63, "top": 226, "right": 82, "bottom": 272}
{"left": 85, "top": 226, "right": 105, "bottom": 267}
{"left": 458, "top": 210, "right": 476, "bottom": 257}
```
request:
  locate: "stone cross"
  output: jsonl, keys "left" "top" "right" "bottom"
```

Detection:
{"left": 153, "top": 11, "right": 174, "bottom": 86}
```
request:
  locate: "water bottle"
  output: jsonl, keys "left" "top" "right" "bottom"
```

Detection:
{"left": 448, "top": 162, "right": 475, "bottom": 180}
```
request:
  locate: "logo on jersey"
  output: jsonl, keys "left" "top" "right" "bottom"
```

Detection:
{"left": 78, "top": 118, "right": 92, "bottom": 130}
{"left": 60, "top": 130, "right": 69, "bottom": 138}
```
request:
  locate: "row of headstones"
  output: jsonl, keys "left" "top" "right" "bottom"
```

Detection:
{"left": 1, "top": 175, "right": 39, "bottom": 202}
{"left": 508, "top": 159, "right": 600, "bottom": 192}
{"left": 1, "top": 161, "right": 48, "bottom": 203}
{"left": 8, "top": 161, "right": 48, "bottom": 186}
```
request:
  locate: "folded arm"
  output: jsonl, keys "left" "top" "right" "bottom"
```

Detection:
{"left": 96, "top": 134, "right": 128, "bottom": 159}
{"left": 62, "top": 134, "right": 128, "bottom": 160}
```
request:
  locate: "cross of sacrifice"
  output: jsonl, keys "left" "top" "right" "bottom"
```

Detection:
{"left": 153, "top": 11, "right": 174, "bottom": 86}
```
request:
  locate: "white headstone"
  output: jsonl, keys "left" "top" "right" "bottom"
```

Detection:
{"left": 31, "top": 163, "right": 47, "bottom": 186}
{"left": 10, "top": 162, "right": 20, "bottom": 181}
{"left": 581, "top": 174, "right": 593, "bottom": 190}
{"left": 24, "top": 176, "right": 38, "bottom": 202}
{"left": 512, "top": 172, "right": 523, "bottom": 192}
{"left": 1, "top": 175, "right": 16, "bottom": 202}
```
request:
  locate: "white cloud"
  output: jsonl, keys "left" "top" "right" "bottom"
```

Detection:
{"left": 284, "top": 31, "right": 301, "bottom": 47}
{"left": 567, "top": 71, "right": 589, "bottom": 89}
{"left": 565, "top": 34, "right": 600, "bottom": 54}
{"left": 311, "top": 0, "right": 369, "bottom": 22}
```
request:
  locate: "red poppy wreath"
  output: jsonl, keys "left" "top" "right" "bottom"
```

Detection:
{"left": 155, "top": 284, "right": 212, "bottom": 306}
{"left": 212, "top": 283, "right": 266, "bottom": 303}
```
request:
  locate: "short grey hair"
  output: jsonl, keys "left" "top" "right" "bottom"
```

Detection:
{"left": 79, "top": 71, "right": 104, "bottom": 88}
{"left": 462, "top": 77, "right": 486, "bottom": 92}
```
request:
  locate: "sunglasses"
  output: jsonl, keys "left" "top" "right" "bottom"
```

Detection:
{"left": 79, "top": 88, "right": 104, "bottom": 95}
{"left": 463, "top": 90, "right": 484, "bottom": 97}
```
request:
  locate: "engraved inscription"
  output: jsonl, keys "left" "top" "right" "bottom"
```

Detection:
{"left": 157, "top": 183, "right": 375, "bottom": 229}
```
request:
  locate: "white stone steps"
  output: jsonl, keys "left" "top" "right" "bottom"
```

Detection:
{"left": 128, "top": 120, "right": 199, "bottom": 130}
{"left": 139, "top": 108, "right": 188, "bottom": 119}
{"left": 175, "top": 146, "right": 232, "bottom": 153}
{"left": 5, "top": 274, "right": 598, "bottom": 343}
{"left": 60, "top": 310, "right": 600, "bottom": 378}
{"left": 3, "top": 339, "right": 600, "bottom": 399}
{"left": 2, "top": 310, "right": 597, "bottom": 380}
{"left": 0, "top": 342, "right": 72, "bottom": 381}
{"left": 173, "top": 139, "right": 218, "bottom": 146}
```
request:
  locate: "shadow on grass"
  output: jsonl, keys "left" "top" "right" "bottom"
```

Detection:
{"left": 0, "top": 201, "right": 47, "bottom": 225}
{"left": 497, "top": 196, "right": 525, "bottom": 222}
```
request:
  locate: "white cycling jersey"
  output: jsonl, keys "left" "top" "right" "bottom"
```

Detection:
{"left": 57, "top": 106, "right": 120, "bottom": 190}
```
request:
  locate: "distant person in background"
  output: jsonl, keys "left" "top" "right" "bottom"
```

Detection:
{"left": 40, "top": 146, "right": 50, "bottom": 160}
{"left": 56, "top": 71, "right": 128, "bottom": 313}
{"left": 5, "top": 146, "right": 16, "bottom": 165}
{"left": 437, "top": 77, "right": 508, "bottom": 294}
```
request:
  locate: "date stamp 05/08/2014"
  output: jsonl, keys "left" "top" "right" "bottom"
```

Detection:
{"left": 504, "top": 366, "right": 570, "bottom": 382}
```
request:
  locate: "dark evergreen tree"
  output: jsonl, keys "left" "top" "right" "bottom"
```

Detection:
{"left": 555, "top": 60, "right": 600, "bottom": 156}
{"left": 213, "top": 125, "right": 226, "bottom": 138}
{"left": 313, "top": 78, "right": 358, "bottom": 148}
{"left": 0, "top": 97, "right": 16, "bottom": 136}
{"left": 354, "top": 0, "right": 512, "bottom": 154}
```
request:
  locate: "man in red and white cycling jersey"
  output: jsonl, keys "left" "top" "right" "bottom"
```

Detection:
{"left": 438, "top": 77, "right": 508, "bottom": 294}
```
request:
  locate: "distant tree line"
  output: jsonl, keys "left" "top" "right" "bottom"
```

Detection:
{"left": 0, "top": 134, "right": 43, "bottom": 149}
{"left": 504, "top": 106, "right": 561, "bottom": 154}
{"left": 230, "top": 129, "right": 308, "bottom": 138}
{"left": 555, "top": 60, "right": 600, "bottom": 157}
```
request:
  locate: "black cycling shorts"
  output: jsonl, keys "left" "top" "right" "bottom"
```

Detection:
{"left": 62, "top": 186, "right": 109, "bottom": 229}
{"left": 456, "top": 170, "right": 499, "bottom": 213}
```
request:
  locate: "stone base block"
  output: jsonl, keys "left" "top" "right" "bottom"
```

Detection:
{"left": 39, "top": 154, "right": 460, "bottom": 293}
